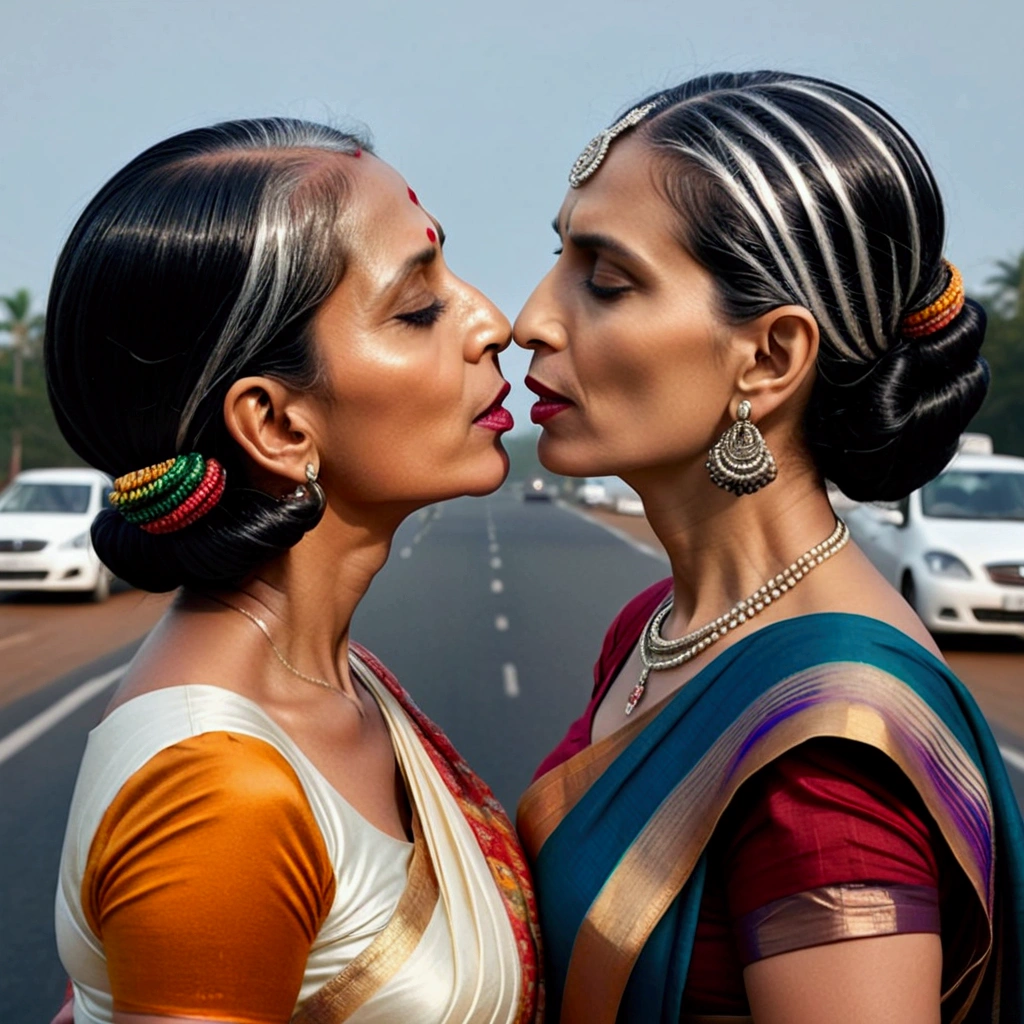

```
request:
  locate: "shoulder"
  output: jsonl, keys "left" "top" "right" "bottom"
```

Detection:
{"left": 95, "top": 730, "right": 326, "bottom": 860}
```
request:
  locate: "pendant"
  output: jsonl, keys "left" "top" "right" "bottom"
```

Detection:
{"left": 625, "top": 667, "right": 650, "bottom": 716}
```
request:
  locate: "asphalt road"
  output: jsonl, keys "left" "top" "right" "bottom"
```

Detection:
{"left": 1, "top": 491, "right": 1022, "bottom": 1022}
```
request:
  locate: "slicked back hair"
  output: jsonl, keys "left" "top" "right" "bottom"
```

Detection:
{"left": 46, "top": 118, "right": 371, "bottom": 591}
{"left": 629, "top": 72, "right": 987, "bottom": 499}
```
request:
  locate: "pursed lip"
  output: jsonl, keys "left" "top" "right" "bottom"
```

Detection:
{"left": 472, "top": 380, "right": 514, "bottom": 432}
{"left": 525, "top": 374, "right": 574, "bottom": 424}
{"left": 524, "top": 375, "right": 573, "bottom": 404}
{"left": 474, "top": 381, "right": 512, "bottom": 421}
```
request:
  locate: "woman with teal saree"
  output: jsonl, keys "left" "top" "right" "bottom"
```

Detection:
{"left": 514, "top": 72, "right": 1024, "bottom": 1022}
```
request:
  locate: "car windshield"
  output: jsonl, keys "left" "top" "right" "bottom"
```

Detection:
{"left": 920, "top": 470, "right": 1024, "bottom": 521}
{"left": 0, "top": 482, "right": 92, "bottom": 514}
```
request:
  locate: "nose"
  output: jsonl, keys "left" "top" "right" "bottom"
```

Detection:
{"left": 513, "top": 268, "right": 568, "bottom": 352}
{"left": 461, "top": 280, "right": 512, "bottom": 361}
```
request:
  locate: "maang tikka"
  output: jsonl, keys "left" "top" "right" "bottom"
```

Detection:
{"left": 706, "top": 401, "right": 777, "bottom": 495}
{"left": 568, "top": 100, "right": 664, "bottom": 188}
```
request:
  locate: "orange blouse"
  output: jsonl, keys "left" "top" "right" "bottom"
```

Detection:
{"left": 82, "top": 731, "right": 336, "bottom": 1023}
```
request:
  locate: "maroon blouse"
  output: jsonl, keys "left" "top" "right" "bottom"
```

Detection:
{"left": 535, "top": 580, "right": 944, "bottom": 1015}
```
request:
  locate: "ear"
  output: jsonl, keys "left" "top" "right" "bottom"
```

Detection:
{"left": 222, "top": 376, "right": 318, "bottom": 491}
{"left": 733, "top": 305, "right": 819, "bottom": 419}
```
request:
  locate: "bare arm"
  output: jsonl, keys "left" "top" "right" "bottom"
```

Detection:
{"left": 744, "top": 932, "right": 942, "bottom": 1024}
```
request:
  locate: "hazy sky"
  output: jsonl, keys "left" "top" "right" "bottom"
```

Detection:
{"left": 2, "top": 0, "right": 1021, "bottom": 427}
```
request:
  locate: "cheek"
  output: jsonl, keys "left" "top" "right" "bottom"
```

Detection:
{"left": 576, "top": 318, "right": 728, "bottom": 460}
{"left": 316, "top": 340, "right": 477, "bottom": 498}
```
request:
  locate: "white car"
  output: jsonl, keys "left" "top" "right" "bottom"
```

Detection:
{"left": 0, "top": 467, "right": 115, "bottom": 601}
{"left": 845, "top": 452, "right": 1024, "bottom": 638}
{"left": 575, "top": 479, "right": 610, "bottom": 507}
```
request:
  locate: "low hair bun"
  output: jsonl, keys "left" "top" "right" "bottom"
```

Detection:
{"left": 91, "top": 485, "right": 325, "bottom": 593}
{"left": 806, "top": 299, "right": 989, "bottom": 502}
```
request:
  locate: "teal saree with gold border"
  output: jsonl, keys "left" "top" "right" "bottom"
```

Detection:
{"left": 518, "top": 613, "right": 1024, "bottom": 1023}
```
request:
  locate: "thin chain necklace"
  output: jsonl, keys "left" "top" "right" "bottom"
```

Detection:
{"left": 627, "top": 518, "right": 850, "bottom": 716}
{"left": 211, "top": 596, "right": 339, "bottom": 693}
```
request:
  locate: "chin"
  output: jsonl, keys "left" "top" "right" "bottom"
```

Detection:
{"left": 537, "top": 431, "right": 604, "bottom": 479}
{"left": 462, "top": 444, "right": 510, "bottom": 496}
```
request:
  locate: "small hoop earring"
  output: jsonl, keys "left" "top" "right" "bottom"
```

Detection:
{"left": 706, "top": 400, "right": 777, "bottom": 496}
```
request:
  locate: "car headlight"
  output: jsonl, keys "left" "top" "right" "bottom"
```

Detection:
{"left": 924, "top": 551, "right": 972, "bottom": 579}
{"left": 60, "top": 531, "right": 91, "bottom": 550}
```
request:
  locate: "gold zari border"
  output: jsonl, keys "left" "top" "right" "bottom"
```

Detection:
{"left": 517, "top": 699, "right": 660, "bottom": 860}
{"left": 291, "top": 812, "right": 439, "bottom": 1023}
{"left": 549, "top": 663, "right": 994, "bottom": 1024}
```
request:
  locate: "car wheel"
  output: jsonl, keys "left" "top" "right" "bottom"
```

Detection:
{"left": 90, "top": 569, "right": 111, "bottom": 603}
{"left": 900, "top": 571, "right": 916, "bottom": 612}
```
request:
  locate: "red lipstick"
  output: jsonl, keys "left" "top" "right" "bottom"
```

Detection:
{"left": 474, "top": 381, "right": 514, "bottom": 432}
{"left": 525, "top": 375, "right": 573, "bottom": 424}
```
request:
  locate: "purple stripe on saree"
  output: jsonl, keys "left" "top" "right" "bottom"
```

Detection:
{"left": 734, "top": 882, "right": 940, "bottom": 965}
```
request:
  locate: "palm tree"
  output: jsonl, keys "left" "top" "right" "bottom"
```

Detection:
{"left": 0, "top": 289, "right": 46, "bottom": 480}
{"left": 985, "top": 252, "right": 1024, "bottom": 318}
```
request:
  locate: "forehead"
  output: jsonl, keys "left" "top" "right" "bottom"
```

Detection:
{"left": 342, "top": 155, "right": 430, "bottom": 266}
{"left": 559, "top": 135, "right": 674, "bottom": 240}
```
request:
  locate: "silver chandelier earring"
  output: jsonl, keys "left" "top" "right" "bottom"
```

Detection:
{"left": 706, "top": 400, "right": 777, "bottom": 496}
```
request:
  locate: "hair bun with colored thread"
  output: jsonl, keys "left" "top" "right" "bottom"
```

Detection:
{"left": 805, "top": 297, "right": 989, "bottom": 502}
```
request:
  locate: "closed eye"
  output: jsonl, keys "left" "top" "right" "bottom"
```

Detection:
{"left": 395, "top": 298, "right": 447, "bottom": 328}
{"left": 583, "top": 279, "right": 630, "bottom": 300}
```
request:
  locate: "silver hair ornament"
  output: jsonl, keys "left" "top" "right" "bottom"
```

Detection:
{"left": 568, "top": 101, "right": 663, "bottom": 188}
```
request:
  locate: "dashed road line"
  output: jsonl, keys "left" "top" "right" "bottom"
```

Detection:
{"left": 489, "top": 543, "right": 500, "bottom": 554}
{"left": 0, "top": 664, "right": 127, "bottom": 767}
{"left": 399, "top": 547, "right": 412, "bottom": 559}
{"left": 494, "top": 614, "right": 509, "bottom": 632}
{"left": 502, "top": 663, "right": 520, "bottom": 698}
{"left": 490, "top": 556, "right": 502, "bottom": 570}
{"left": 490, "top": 579, "right": 504, "bottom": 594}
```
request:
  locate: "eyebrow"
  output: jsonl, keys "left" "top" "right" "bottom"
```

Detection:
{"left": 552, "top": 217, "right": 647, "bottom": 269}
{"left": 381, "top": 245, "right": 438, "bottom": 300}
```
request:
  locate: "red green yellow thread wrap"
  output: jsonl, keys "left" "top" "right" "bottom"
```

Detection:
{"left": 110, "top": 454, "right": 227, "bottom": 534}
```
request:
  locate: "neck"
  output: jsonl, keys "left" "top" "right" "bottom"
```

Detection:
{"left": 211, "top": 500, "right": 415, "bottom": 702}
{"left": 628, "top": 459, "right": 836, "bottom": 636}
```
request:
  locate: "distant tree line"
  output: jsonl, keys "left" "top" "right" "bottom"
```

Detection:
{"left": 1, "top": 257, "right": 1023, "bottom": 488}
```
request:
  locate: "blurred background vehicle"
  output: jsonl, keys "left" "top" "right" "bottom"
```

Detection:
{"left": 575, "top": 479, "right": 610, "bottom": 507}
{"left": 608, "top": 484, "right": 644, "bottom": 516}
{"left": 845, "top": 444, "right": 1024, "bottom": 639}
{"left": 0, "top": 467, "right": 114, "bottom": 601}
{"left": 523, "top": 476, "right": 554, "bottom": 502}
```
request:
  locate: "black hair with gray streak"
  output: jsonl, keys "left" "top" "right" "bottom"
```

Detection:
{"left": 45, "top": 118, "right": 370, "bottom": 591}
{"left": 631, "top": 72, "right": 987, "bottom": 500}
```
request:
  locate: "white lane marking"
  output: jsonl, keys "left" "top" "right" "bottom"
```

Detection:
{"left": 494, "top": 614, "right": 510, "bottom": 632}
{"left": 490, "top": 556, "right": 503, "bottom": 570}
{"left": 0, "top": 664, "right": 127, "bottom": 767}
{"left": 999, "top": 744, "right": 1024, "bottom": 776}
{"left": 0, "top": 631, "right": 33, "bottom": 652}
{"left": 556, "top": 499, "right": 668, "bottom": 563}
{"left": 399, "top": 547, "right": 412, "bottom": 559}
{"left": 489, "top": 543, "right": 500, "bottom": 554}
{"left": 491, "top": 579, "right": 504, "bottom": 594}
{"left": 503, "top": 662, "right": 520, "bottom": 698}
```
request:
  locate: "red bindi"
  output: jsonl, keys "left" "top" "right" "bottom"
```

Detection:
{"left": 408, "top": 187, "right": 420, "bottom": 205}
{"left": 426, "top": 226, "right": 437, "bottom": 244}
{"left": 353, "top": 148, "right": 362, "bottom": 158}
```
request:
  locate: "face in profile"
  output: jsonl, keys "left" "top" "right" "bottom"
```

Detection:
{"left": 307, "top": 155, "right": 514, "bottom": 506}
{"left": 514, "top": 136, "right": 737, "bottom": 480}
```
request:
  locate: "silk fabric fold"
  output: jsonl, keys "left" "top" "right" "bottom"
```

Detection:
{"left": 518, "top": 613, "right": 1024, "bottom": 1024}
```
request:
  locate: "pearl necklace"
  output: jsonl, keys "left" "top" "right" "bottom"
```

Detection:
{"left": 627, "top": 519, "right": 850, "bottom": 715}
